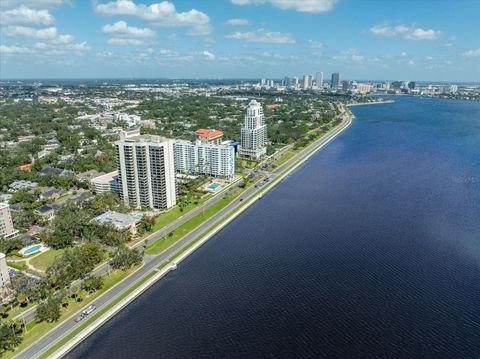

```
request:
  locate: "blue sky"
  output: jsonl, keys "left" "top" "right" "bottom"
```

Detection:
{"left": 0, "top": 0, "right": 479, "bottom": 81}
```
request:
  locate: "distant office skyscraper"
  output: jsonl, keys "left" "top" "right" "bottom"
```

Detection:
{"left": 115, "top": 135, "right": 177, "bottom": 210}
{"left": 315, "top": 72, "right": 323, "bottom": 87}
{"left": 391, "top": 81, "right": 402, "bottom": 89}
{"left": 239, "top": 100, "right": 267, "bottom": 159}
{"left": 292, "top": 77, "right": 299, "bottom": 88}
{"left": 331, "top": 73, "right": 340, "bottom": 88}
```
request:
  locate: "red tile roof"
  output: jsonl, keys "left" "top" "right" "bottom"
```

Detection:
{"left": 195, "top": 128, "right": 223, "bottom": 139}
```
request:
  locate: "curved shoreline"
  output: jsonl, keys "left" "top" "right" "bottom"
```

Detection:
{"left": 17, "top": 110, "right": 354, "bottom": 359}
{"left": 347, "top": 100, "right": 395, "bottom": 107}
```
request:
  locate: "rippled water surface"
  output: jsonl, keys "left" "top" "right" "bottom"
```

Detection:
{"left": 68, "top": 97, "right": 480, "bottom": 359}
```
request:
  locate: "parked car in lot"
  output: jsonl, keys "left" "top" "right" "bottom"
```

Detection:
{"left": 82, "top": 304, "right": 96, "bottom": 315}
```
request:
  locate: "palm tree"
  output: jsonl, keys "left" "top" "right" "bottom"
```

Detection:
{"left": 70, "top": 285, "right": 81, "bottom": 302}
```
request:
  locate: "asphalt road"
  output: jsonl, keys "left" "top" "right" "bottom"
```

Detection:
{"left": 15, "top": 142, "right": 294, "bottom": 326}
{"left": 15, "top": 114, "right": 351, "bottom": 359}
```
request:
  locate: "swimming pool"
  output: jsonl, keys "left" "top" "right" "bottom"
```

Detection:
{"left": 206, "top": 183, "right": 221, "bottom": 190}
{"left": 20, "top": 244, "right": 45, "bottom": 256}
{"left": 133, "top": 213, "right": 144, "bottom": 220}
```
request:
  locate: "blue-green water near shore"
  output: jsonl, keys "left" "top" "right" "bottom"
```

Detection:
{"left": 68, "top": 96, "right": 480, "bottom": 358}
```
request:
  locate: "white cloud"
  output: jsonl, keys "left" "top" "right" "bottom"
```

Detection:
{"left": 394, "top": 25, "right": 409, "bottom": 34}
{"left": 94, "top": 0, "right": 212, "bottom": 35}
{"left": 443, "top": 43, "right": 453, "bottom": 47}
{"left": 67, "top": 42, "right": 91, "bottom": 51}
{"left": 202, "top": 50, "right": 215, "bottom": 60}
{"left": 101, "top": 21, "right": 155, "bottom": 38}
{"left": 35, "top": 40, "right": 90, "bottom": 52}
{"left": 107, "top": 38, "right": 144, "bottom": 46}
{"left": 230, "top": 0, "right": 336, "bottom": 13}
{"left": 369, "top": 24, "right": 395, "bottom": 37}
{"left": 50, "top": 34, "right": 74, "bottom": 44}
{"left": 370, "top": 23, "right": 442, "bottom": 40}
{"left": 425, "top": 56, "right": 434, "bottom": 60}
{"left": 4, "top": 26, "right": 58, "bottom": 40}
{"left": 1, "top": 0, "right": 68, "bottom": 8}
{"left": 257, "top": 51, "right": 283, "bottom": 59}
{"left": 34, "top": 42, "right": 49, "bottom": 49}
{"left": 463, "top": 49, "right": 480, "bottom": 57}
{"left": 226, "top": 28, "right": 295, "bottom": 43}
{"left": 308, "top": 40, "right": 322, "bottom": 48}
{"left": 407, "top": 60, "right": 415, "bottom": 65}
{"left": 405, "top": 28, "right": 442, "bottom": 40}
{"left": 0, "top": 44, "right": 33, "bottom": 54}
{"left": 224, "top": 18, "right": 250, "bottom": 26}
{"left": 332, "top": 48, "right": 364, "bottom": 63}
{"left": 96, "top": 51, "right": 114, "bottom": 57}
{"left": 3, "top": 25, "right": 87, "bottom": 49}
{"left": 1, "top": 6, "right": 55, "bottom": 26}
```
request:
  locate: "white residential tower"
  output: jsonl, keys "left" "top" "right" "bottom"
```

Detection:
{"left": 115, "top": 135, "right": 177, "bottom": 210}
{"left": 239, "top": 100, "right": 267, "bottom": 159}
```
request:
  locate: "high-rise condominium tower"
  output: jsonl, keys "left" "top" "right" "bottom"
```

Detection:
{"left": 0, "top": 203, "right": 18, "bottom": 239}
{"left": 303, "top": 74, "right": 313, "bottom": 89}
{"left": 0, "top": 253, "right": 10, "bottom": 292}
{"left": 239, "top": 100, "right": 267, "bottom": 159}
{"left": 115, "top": 135, "right": 176, "bottom": 210}
{"left": 174, "top": 139, "right": 235, "bottom": 178}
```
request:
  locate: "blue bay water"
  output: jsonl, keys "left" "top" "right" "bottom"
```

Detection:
{"left": 68, "top": 97, "right": 480, "bottom": 359}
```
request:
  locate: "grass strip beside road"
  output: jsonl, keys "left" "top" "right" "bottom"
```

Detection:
{"left": 4, "top": 267, "right": 139, "bottom": 359}
{"left": 144, "top": 187, "right": 244, "bottom": 255}
{"left": 38, "top": 269, "right": 158, "bottom": 359}
{"left": 271, "top": 151, "right": 295, "bottom": 168}
{"left": 151, "top": 194, "right": 211, "bottom": 232}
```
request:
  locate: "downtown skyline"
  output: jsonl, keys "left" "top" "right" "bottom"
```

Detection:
{"left": 0, "top": 0, "right": 479, "bottom": 81}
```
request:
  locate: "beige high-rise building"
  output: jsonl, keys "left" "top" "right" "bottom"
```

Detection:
{"left": 239, "top": 100, "right": 267, "bottom": 159}
{"left": 115, "top": 135, "right": 177, "bottom": 210}
{"left": 0, "top": 253, "right": 10, "bottom": 292}
{"left": 0, "top": 203, "right": 18, "bottom": 239}
{"left": 303, "top": 74, "right": 313, "bottom": 89}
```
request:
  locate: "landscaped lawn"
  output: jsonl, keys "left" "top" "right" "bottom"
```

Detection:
{"left": 29, "top": 248, "right": 65, "bottom": 272}
{"left": 7, "top": 261, "right": 27, "bottom": 271}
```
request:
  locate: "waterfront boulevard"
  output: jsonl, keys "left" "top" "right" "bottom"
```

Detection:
{"left": 14, "top": 111, "right": 353, "bottom": 359}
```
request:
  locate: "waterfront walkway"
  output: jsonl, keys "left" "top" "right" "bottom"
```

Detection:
{"left": 14, "top": 111, "right": 353, "bottom": 359}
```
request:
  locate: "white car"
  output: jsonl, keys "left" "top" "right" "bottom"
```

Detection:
{"left": 82, "top": 304, "right": 96, "bottom": 315}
